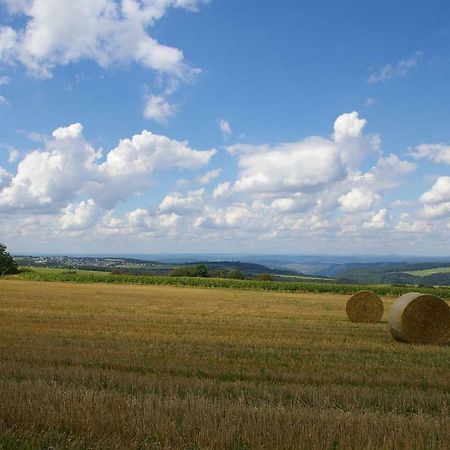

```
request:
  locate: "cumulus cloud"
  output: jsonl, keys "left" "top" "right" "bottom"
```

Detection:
{"left": 419, "top": 177, "right": 450, "bottom": 219}
{"left": 363, "top": 208, "right": 388, "bottom": 229}
{"left": 421, "top": 202, "right": 450, "bottom": 219}
{"left": 0, "top": 0, "right": 206, "bottom": 79}
{"left": 270, "top": 194, "right": 315, "bottom": 213}
{"left": 396, "top": 214, "right": 432, "bottom": 233}
{"left": 218, "top": 118, "right": 232, "bottom": 139}
{"left": 333, "top": 111, "right": 366, "bottom": 142}
{"left": 0, "top": 95, "right": 10, "bottom": 107}
{"left": 420, "top": 177, "right": 450, "bottom": 203}
{"left": 368, "top": 51, "right": 423, "bottom": 84}
{"left": 333, "top": 111, "right": 380, "bottom": 169}
{"left": 0, "top": 123, "right": 215, "bottom": 211}
{"left": 124, "top": 208, "right": 181, "bottom": 231}
{"left": 143, "top": 95, "right": 177, "bottom": 123}
{"left": 226, "top": 112, "right": 377, "bottom": 196}
{"left": 195, "top": 204, "right": 257, "bottom": 230}
{"left": 159, "top": 188, "right": 204, "bottom": 214}
{"left": 231, "top": 137, "right": 344, "bottom": 194}
{"left": 196, "top": 168, "right": 221, "bottom": 185}
{"left": 60, "top": 199, "right": 101, "bottom": 231}
{"left": 0, "top": 0, "right": 208, "bottom": 120}
{"left": 7, "top": 148, "right": 21, "bottom": 163}
{"left": 0, "top": 166, "right": 12, "bottom": 189}
{"left": 409, "top": 143, "right": 450, "bottom": 165}
{"left": 338, "top": 188, "right": 381, "bottom": 213}
{"left": 0, "top": 109, "right": 437, "bottom": 250}
{"left": 364, "top": 154, "right": 416, "bottom": 190}
{"left": 212, "top": 181, "right": 231, "bottom": 199}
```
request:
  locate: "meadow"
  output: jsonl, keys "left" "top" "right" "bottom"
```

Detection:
{"left": 0, "top": 279, "right": 449, "bottom": 449}
{"left": 406, "top": 267, "right": 450, "bottom": 277}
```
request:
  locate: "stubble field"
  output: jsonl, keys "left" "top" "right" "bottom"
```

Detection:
{"left": 0, "top": 280, "right": 449, "bottom": 449}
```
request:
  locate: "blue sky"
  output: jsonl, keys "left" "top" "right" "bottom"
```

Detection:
{"left": 1, "top": 0, "right": 450, "bottom": 255}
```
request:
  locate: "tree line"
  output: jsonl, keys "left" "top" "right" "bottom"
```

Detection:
{"left": 0, "top": 243, "right": 18, "bottom": 276}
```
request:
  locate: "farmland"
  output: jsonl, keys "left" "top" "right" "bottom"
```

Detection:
{"left": 406, "top": 266, "right": 450, "bottom": 277}
{"left": 0, "top": 279, "right": 449, "bottom": 449}
{"left": 10, "top": 266, "right": 450, "bottom": 298}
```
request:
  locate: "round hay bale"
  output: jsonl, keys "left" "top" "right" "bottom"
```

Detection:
{"left": 389, "top": 293, "right": 450, "bottom": 345}
{"left": 346, "top": 291, "right": 383, "bottom": 323}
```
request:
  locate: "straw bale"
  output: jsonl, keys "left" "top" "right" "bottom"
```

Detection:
{"left": 389, "top": 292, "right": 450, "bottom": 345}
{"left": 346, "top": 291, "right": 383, "bottom": 323}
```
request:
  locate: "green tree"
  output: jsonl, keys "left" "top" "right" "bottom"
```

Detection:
{"left": 193, "top": 264, "right": 209, "bottom": 277}
{"left": 0, "top": 243, "right": 18, "bottom": 276}
{"left": 169, "top": 264, "right": 209, "bottom": 278}
{"left": 255, "top": 273, "right": 275, "bottom": 281}
{"left": 227, "top": 269, "right": 245, "bottom": 280}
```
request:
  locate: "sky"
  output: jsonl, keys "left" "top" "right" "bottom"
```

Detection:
{"left": 1, "top": 0, "right": 450, "bottom": 256}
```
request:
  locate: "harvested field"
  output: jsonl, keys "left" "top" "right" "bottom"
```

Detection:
{"left": 0, "top": 280, "right": 449, "bottom": 449}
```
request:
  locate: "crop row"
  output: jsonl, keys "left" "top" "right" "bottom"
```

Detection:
{"left": 12, "top": 268, "right": 450, "bottom": 298}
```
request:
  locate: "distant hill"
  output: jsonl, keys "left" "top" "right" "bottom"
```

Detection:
{"left": 13, "top": 255, "right": 303, "bottom": 278}
{"left": 335, "top": 262, "right": 450, "bottom": 286}
{"left": 14, "top": 254, "right": 450, "bottom": 286}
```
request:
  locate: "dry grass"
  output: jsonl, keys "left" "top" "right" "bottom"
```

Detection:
{"left": 0, "top": 280, "right": 449, "bottom": 450}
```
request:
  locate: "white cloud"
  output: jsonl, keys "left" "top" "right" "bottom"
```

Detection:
{"left": 143, "top": 95, "right": 177, "bottom": 123}
{"left": 270, "top": 194, "right": 314, "bottom": 213}
{"left": 421, "top": 202, "right": 450, "bottom": 219}
{"left": 368, "top": 51, "right": 423, "bottom": 84}
{"left": 196, "top": 168, "right": 221, "bottom": 185}
{"left": 0, "top": 95, "right": 10, "bottom": 107}
{"left": 94, "top": 208, "right": 183, "bottom": 240}
{"left": 420, "top": 177, "right": 450, "bottom": 203}
{"left": 418, "top": 177, "right": 450, "bottom": 220}
{"left": 364, "top": 97, "right": 375, "bottom": 108}
{"left": 396, "top": 214, "right": 432, "bottom": 233}
{"left": 159, "top": 188, "right": 204, "bottom": 214}
{"left": 391, "top": 200, "right": 413, "bottom": 209}
{"left": 227, "top": 112, "right": 377, "bottom": 196}
{"left": 332, "top": 111, "right": 379, "bottom": 170}
{"left": 363, "top": 208, "right": 388, "bottom": 229}
{"left": 212, "top": 181, "right": 231, "bottom": 199}
{"left": 373, "top": 154, "right": 417, "bottom": 176}
{"left": 124, "top": 208, "right": 181, "bottom": 231}
{"left": 409, "top": 143, "right": 450, "bottom": 165}
{"left": 0, "top": 123, "right": 215, "bottom": 211}
{"left": 218, "top": 118, "right": 232, "bottom": 139}
{"left": 1, "top": 108, "right": 440, "bottom": 251}
{"left": 0, "top": 75, "right": 10, "bottom": 85}
{"left": 333, "top": 111, "right": 366, "bottom": 142}
{"left": 60, "top": 199, "right": 101, "bottom": 230}
{"left": 0, "top": 123, "right": 99, "bottom": 210}
{"left": 338, "top": 188, "right": 381, "bottom": 213}
{"left": 365, "top": 154, "right": 416, "bottom": 189}
{"left": 232, "top": 137, "right": 344, "bottom": 194}
{"left": 195, "top": 204, "right": 256, "bottom": 230}
{"left": 0, "top": 166, "right": 12, "bottom": 189}
{"left": 7, "top": 148, "right": 20, "bottom": 162}
{"left": 0, "top": 0, "right": 206, "bottom": 79}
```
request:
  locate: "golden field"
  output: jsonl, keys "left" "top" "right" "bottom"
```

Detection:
{"left": 0, "top": 279, "right": 449, "bottom": 449}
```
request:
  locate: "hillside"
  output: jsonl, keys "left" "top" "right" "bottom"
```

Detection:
{"left": 335, "top": 262, "right": 450, "bottom": 286}
{"left": 13, "top": 255, "right": 305, "bottom": 278}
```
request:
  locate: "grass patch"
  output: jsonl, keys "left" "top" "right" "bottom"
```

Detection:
{"left": 406, "top": 267, "right": 450, "bottom": 277}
